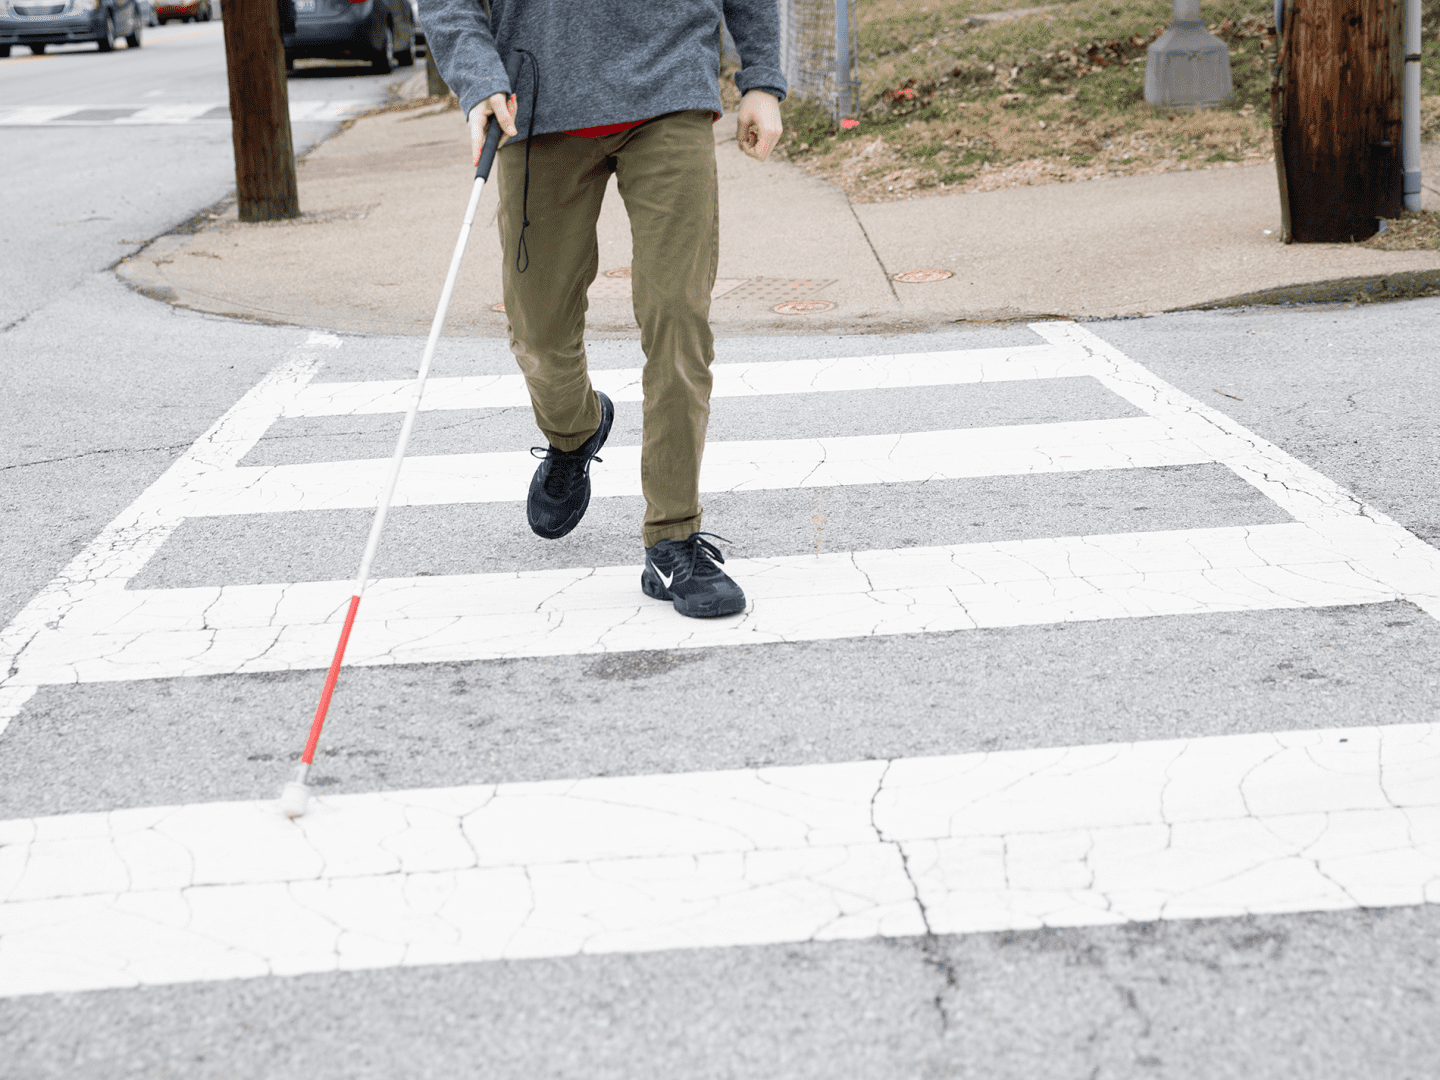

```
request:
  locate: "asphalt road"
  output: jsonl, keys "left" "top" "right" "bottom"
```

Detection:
{"left": 1, "top": 35, "right": 1439, "bottom": 1075}
{"left": 0, "top": 17, "right": 404, "bottom": 330}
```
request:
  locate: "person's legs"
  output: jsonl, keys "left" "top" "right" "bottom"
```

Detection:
{"left": 611, "top": 111, "right": 743, "bottom": 618}
{"left": 496, "top": 133, "right": 611, "bottom": 451}
{"left": 611, "top": 111, "right": 719, "bottom": 547}
{"left": 496, "top": 132, "right": 618, "bottom": 540}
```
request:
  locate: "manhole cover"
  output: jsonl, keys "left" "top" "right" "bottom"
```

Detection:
{"left": 490, "top": 302, "right": 506, "bottom": 312}
{"left": 605, "top": 267, "right": 631, "bottom": 278}
{"left": 773, "top": 300, "right": 836, "bottom": 315}
{"left": 892, "top": 269, "right": 954, "bottom": 283}
{"left": 726, "top": 278, "right": 835, "bottom": 302}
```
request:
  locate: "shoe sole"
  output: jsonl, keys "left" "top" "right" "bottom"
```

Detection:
{"left": 526, "top": 393, "right": 614, "bottom": 540}
{"left": 641, "top": 571, "right": 746, "bottom": 618}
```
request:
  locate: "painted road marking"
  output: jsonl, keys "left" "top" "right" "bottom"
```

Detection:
{"left": 282, "top": 342, "right": 1095, "bottom": 416}
{"left": 0, "top": 332, "right": 342, "bottom": 734}
{"left": 178, "top": 417, "right": 1215, "bottom": 516}
{"left": 7, "top": 522, "right": 1408, "bottom": 686}
{"left": 4, "top": 322, "right": 1440, "bottom": 736}
{"left": 0, "top": 101, "right": 369, "bottom": 126}
{"left": 1, "top": 721, "right": 1435, "bottom": 997}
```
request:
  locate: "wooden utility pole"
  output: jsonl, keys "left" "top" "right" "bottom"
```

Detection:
{"left": 1276, "top": 0, "right": 1403, "bottom": 242}
{"left": 221, "top": 0, "right": 300, "bottom": 222}
{"left": 426, "top": 49, "right": 449, "bottom": 98}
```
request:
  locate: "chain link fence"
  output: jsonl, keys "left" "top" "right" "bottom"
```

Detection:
{"left": 780, "top": 0, "right": 1279, "bottom": 118}
{"left": 778, "top": 0, "right": 854, "bottom": 115}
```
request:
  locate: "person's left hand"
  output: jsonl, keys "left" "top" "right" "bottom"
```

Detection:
{"left": 470, "top": 92, "right": 518, "bottom": 167}
{"left": 736, "top": 90, "right": 783, "bottom": 162}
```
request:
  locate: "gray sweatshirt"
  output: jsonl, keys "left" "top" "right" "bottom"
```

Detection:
{"left": 416, "top": 0, "right": 788, "bottom": 138}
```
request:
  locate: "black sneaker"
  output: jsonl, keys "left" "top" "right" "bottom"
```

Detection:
{"left": 641, "top": 532, "right": 747, "bottom": 617}
{"left": 527, "top": 391, "right": 613, "bottom": 540}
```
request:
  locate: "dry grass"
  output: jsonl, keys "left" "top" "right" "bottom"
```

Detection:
{"left": 792, "top": 97, "right": 1270, "bottom": 201}
{"left": 1424, "top": 94, "right": 1440, "bottom": 141}
{"left": 1364, "top": 211, "right": 1440, "bottom": 251}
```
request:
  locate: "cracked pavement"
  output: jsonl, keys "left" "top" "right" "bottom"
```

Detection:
{"left": 5, "top": 321, "right": 1440, "bottom": 702}
{"left": 4, "top": 721, "right": 1435, "bottom": 996}
{"left": 5, "top": 260, "right": 1440, "bottom": 1073}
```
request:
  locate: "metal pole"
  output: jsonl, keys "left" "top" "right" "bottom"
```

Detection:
{"left": 1271, "top": 2, "right": 1294, "bottom": 242}
{"left": 1403, "top": 0, "right": 1422, "bottom": 211}
{"left": 834, "top": 0, "right": 855, "bottom": 119}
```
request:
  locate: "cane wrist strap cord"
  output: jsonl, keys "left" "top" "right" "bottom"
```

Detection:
{"left": 514, "top": 47, "right": 538, "bottom": 273}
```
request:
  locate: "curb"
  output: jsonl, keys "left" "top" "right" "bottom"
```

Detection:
{"left": 1182, "top": 269, "right": 1440, "bottom": 311}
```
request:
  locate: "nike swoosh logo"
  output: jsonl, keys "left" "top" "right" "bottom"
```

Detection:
{"left": 657, "top": 566, "right": 675, "bottom": 589}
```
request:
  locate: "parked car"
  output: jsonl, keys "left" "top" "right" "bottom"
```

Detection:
{"left": 152, "top": 0, "right": 209, "bottom": 22}
{"left": 284, "top": 0, "right": 415, "bottom": 75}
{"left": 135, "top": 0, "right": 157, "bottom": 24}
{"left": 0, "top": 0, "right": 142, "bottom": 55}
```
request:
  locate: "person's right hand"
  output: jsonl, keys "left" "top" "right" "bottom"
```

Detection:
{"left": 470, "top": 91, "right": 518, "bottom": 166}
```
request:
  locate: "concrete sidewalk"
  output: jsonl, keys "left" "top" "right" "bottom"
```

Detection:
{"left": 117, "top": 102, "right": 1440, "bottom": 335}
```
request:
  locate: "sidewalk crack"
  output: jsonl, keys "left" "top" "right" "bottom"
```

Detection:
{"left": 846, "top": 198, "right": 900, "bottom": 302}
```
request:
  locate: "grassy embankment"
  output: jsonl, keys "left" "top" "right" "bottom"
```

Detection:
{"left": 768, "top": 0, "right": 1440, "bottom": 221}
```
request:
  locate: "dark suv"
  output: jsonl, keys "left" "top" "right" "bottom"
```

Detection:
{"left": 284, "top": 0, "right": 415, "bottom": 75}
{"left": 0, "top": 0, "right": 142, "bottom": 55}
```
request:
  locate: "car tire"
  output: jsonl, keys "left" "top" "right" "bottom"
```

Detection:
{"left": 98, "top": 14, "right": 115, "bottom": 51}
{"left": 396, "top": 38, "right": 414, "bottom": 67}
{"left": 0, "top": 45, "right": 10, "bottom": 58}
{"left": 30, "top": 42, "right": 45, "bottom": 54}
{"left": 285, "top": 53, "right": 294, "bottom": 71}
{"left": 370, "top": 22, "right": 394, "bottom": 75}
{"left": 126, "top": 19, "right": 141, "bottom": 46}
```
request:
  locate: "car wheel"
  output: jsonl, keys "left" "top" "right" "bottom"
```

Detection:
{"left": 396, "top": 37, "right": 414, "bottom": 67}
{"left": 285, "top": 52, "right": 294, "bottom": 71}
{"left": 98, "top": 14, "right": 115, "bottom": 50}
{"left": 370, "top": 22, "right": 394, "bottom": 74}
{"left": 30, "top": 42, "right": 45, "bottom": 54}
{"left": 0, "top": 45, "right": 10, "bottom": 58}
{"left": 126, "top": 18, "right": 141, "bottom": 46}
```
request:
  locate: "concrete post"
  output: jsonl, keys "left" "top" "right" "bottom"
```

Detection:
{"left": 1144, "top": 0, "right": 1234, "bottom": 108}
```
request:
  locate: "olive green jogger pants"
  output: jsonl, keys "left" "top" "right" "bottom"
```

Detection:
{"left": 495, "top": 110, "right": 719, "bottom": 547}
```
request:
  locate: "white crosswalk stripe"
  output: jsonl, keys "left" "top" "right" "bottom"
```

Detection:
{"left": 0, "top": 101, "right": 370, "bottom": 126}
{"left": 3, "top": 523, "right": 1413, "bottom": 689}
{"left": 2, "top": 722, "right": 1436, "bottom": 996}
{"left": 281, "top": 343, "right": 1097, "bottom": 415}
{"left": 178, "top": 418, "right": 1217, "bottom": 516}
{"left": 1, "top": 321, "right": 1437, "bottom": 999}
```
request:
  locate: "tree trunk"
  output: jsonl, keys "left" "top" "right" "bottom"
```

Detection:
{"left": 221, "top": 0, "right": 300, "bottom": 222}
{"left": 1280, "top": 0, "right": 1404, "bottom": 242}
{"left": 426, "top": 49, "right": 449, "bottom": 97}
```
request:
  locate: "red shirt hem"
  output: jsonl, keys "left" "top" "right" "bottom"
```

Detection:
{"left": 565, "top": 119, "right": 651, "bottom": 138}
